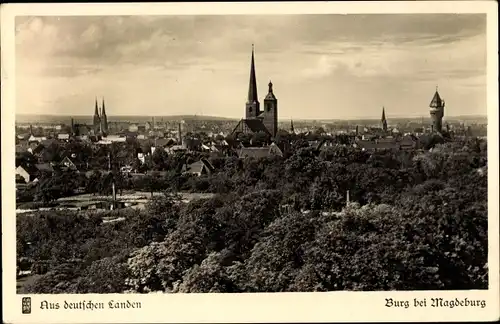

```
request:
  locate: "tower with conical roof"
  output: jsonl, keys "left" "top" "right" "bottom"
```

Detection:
{"left": 290, "top": 119, "right": 295, "bottom": 134}
{"left": 93, "top": 98, "right": 101, "bottom": 133}
{"left": 263, "top": 80, "right": 278, "bottom": 137}
{"left": 246, "top": 44, "right": 260, "bottom": 119}
{"left": 429, "top": 86, "right": 445, "bottom": 133}
{"left": 381, "top": 106, "right": 388, "bottom": 132}
{"left": 101, "top": 98, "right": 108, "bottom": 133}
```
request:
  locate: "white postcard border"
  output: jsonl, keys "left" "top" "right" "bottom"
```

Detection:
{"left": 2, "top": 2, "right": 499, "bottom": 323}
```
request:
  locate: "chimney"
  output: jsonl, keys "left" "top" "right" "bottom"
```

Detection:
{"left": 355, "top": 125, "right": 359, "bottom": 136}
{"left": 346, "top": 190, "right": 350, "bottom": 206}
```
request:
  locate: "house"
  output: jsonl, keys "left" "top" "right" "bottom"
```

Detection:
{"left": 137, "top": 152, "right": 146, "bottom": 164}
{"left": 183, "top": 138, "right": 202, "bottom": 151}
{"left": 15, "top": 144, "right": 28, "bottom": 155}
{"left": 181, "top": 159, "right": 215, "bottom": 177}
{"left": 150, "top": 138, "right": 169, "bottom": 148}
{"left": 27, "top": 143, "right": 46, "bottom": 162}
{"left": 41, "top": 138, "right": 59, "bottom": 147}
{"left": 354, "top": 140, "right": 400, "bottom": 152}
{"left": 237, "top": 143, "right": 283, "bottom": 159}
{"left": 57, "top": 133, "right": 70, "bottom": 141}
{"left": 104, "top": 135, "right": 127, "bottom": 143}
{"left": 60, "top": 156, "right": 78, "bottom": 172}
{"left": 15, "top": 163, "right": 53, "bottom": 183}
{"left": 165, "top": 145, "right": 186, "bottom": 154}
{"left": 201, "top": 143, "right": 219, "bottom": 152}
{"left": 16, "top": 165, "right": 37, "bottom": 183}
{"left": 128, "top": 124, "right": 139, "bottom": 132}
{"left": 35, "top": 163, "right": 55, "bottom": 174}
{"left": 28, "top": 135, "right": 47, "bottom": 143}
{"left": 399, "top": 135, "right": 418, "bottom": 150}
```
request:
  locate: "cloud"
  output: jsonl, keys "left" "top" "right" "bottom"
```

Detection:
{"left": 15, "top": 14, "right": 487, "bottom": 118}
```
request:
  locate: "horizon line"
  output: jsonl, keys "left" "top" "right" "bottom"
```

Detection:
{"left": 15, "top": 113, "right": 488, "bottom": 120}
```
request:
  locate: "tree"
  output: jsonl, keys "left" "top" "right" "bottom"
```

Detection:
{"left": 74, "top": 256, "right": 129, "bottom": 293}
{"left": 251, "top": 131, "right": 271, "bottom": 147}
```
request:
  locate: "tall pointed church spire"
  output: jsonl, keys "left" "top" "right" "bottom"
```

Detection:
{"left": 381, "top": 106, "right": 388, "bottom": 132}
{"left": 290, "top": 119, "right": 295, "bottom": 133}
{"left": 247, "top": 44, "right": 258, "bottom": 104}
{"left": 93, "top": 97, "right": 101, "bottom": 134}
{"left": 101, "top": 97, "right": 108, "bottom": 133}
{"left": 245, "top": 44, "right": 260, "bottom": 119}
{"left": 101, "top": 98, "right": 106, "bottom": 115}
{"left": 94, "top": 98, "right": 99, "bottom": 116}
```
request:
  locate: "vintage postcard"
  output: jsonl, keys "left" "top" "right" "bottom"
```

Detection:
{"left": 1, "top": 1, "right": 499, "bottom": 323}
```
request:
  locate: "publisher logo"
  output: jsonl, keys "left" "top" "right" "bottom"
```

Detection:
{"left": 22, "top": 297, "right": 31, "bottom": 314}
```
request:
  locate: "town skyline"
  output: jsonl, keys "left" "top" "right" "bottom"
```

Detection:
{"left": 15, "top": 14, "right": 487, "bottom": 119}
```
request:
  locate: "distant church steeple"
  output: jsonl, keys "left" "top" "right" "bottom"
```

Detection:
{"left": 101, "top": 98, "right": 108, "bottom": 133}
{"left": 93, "top": 98, "right": 101, "bottom": 133}
{"left": 290, "top": 119, "right": 295, "bottom": 134}
{"left": 246, "top": 44, "right": 260, "bottom": 118}
{"left": 381, "top": 106, "right": 388, "bottom": 132}
{"left": 263, "top": 80, "right": 278, "bottom": 137}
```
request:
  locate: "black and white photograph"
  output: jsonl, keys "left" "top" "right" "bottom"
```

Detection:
{"left": 2, "top": 1, "right": 499, "bottom": 323}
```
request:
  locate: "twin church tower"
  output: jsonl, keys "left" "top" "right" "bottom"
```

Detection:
{"left": 244, "top": 44, "right": 279, "bottom": 137}
{"left": 93, "top": 98, "right": 108, "bottom": 134}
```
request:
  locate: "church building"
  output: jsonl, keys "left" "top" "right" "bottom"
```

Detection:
{"left": 231, "top": 45, "right": 279, "bottom": 138}
{"left": 93, "top": 98, "right": 108, "bottom": 134}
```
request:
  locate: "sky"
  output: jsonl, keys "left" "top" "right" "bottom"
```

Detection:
{"left": 15, "top": 14, "right": 487, "bottom": 119}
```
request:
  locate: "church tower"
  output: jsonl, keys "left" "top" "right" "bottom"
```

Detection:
{"left": 245, "top": 44, "right": 260, "bottom": 119}
{"left": 263, "top": 80, "right": 278, "bottom": 137}
{"left": 101, "top": 98, "right": 108, "bottom": 133}
{"left": 93, "top": 98, "right": 101, "bottom": 133}
{"left": 429, "top": 87, "right": 445, "bottom": 133}
{"left": 381, "top": 106, "right": 388, "bottom": 132}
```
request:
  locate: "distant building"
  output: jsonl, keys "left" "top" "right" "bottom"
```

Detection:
{"left": 181, "top": 159, "right": 215, "bottom": 177}
{"left": 15, "top": 163, "right": 54, "bottom": 183}
{"left": 60, "top": 156, "right": 79, "bottom": 172}
{"left": 93, "top": 98, "right": 109, "bottom": 134}
{"left": 128, "top": 124, "right": 139, "bottom": 133}
{"left": 381, "top": 107, "right": 388, "bottom": 132}
{"left": 238, "top": 142, "right": 283, "bottom": 159}
{"left": 429, "top": 87, "right": 445, "bottom": 133}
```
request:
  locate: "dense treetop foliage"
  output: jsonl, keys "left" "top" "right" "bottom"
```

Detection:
{"left": 17, "top": 137, "right": 488, "bottom": 293}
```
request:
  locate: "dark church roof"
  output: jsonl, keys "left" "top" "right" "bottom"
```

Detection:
{"left": 244, "top": 119, "right": 270, "bottom": 134}
{"left": 430, "top": 90, "right": 444, "bottom": 108}
{"left": 238, "top": 143, "right": 283, "bottom": 159}
{"left": 231, "top": 118, "right": 271, "bottom": 136}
